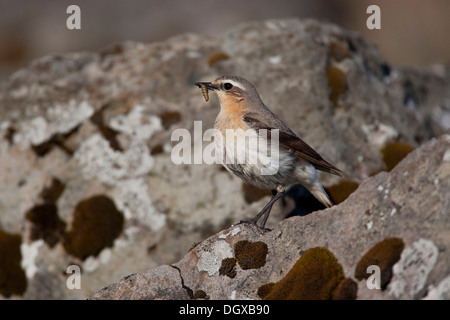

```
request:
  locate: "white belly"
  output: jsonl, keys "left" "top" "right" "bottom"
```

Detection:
{"left": 214, "top": 128, "right": 295, "bottom": 189}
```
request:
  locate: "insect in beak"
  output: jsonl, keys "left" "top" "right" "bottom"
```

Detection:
{"left": 195, "top": 82, "right": 217, "bottom": 102}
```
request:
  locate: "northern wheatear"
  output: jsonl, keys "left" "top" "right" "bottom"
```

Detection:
{"left": 195, "top": 75, "right": 342, "bottom": 228}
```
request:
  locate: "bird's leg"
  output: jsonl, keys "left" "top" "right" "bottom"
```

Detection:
{"left": 257, "top": 189, "right": 279, "bottom": 228}
{"left": 243, "top": 188, "right": 285, "bottom": 229}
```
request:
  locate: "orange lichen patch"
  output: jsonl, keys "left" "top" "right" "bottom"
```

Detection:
{"left": 234, "top": 240, "right": 268, "bottom": 270}
{"left": 327, "top": 65, "right": 347, "bottom": 107}
{"left": 219, "top": 257, "right": 237, "bottom": 278}
{"left": 263, "top": 247, "right": 344, "bottom": 300}
{"left": 381, "top": 142, "right": 415, "bottom": 172}
{"left": 331, "top": 277, "right": 358, "bottom": 300}
{"left": 324, "top": 180, "right": 359, "bottom": 205}
{"left": 329, "top": 42, "right": 351, "bottom": 62}
{"left": 63, "top": 195, "right": 124, "bottom": 260}
{"left": 354, "top": 237, "right": 404, "bottom": 289}
{"left": 0, "top": 229, "right": 27, "bottom": 297}
{"left": 159, "top": 111, "right": 182, "bottom": 129}
{"left": 242, "top": 183, "right": 272, "bottom": 204}
{"left": 208, "top": 51, "right": 230, "bottom": 67}
{"left": 25, "top": 203, "right": 66, "bottom": 248}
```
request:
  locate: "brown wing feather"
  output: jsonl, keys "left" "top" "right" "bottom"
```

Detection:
{"left": 243, "top": 115, "right": 343, "bottom": 176}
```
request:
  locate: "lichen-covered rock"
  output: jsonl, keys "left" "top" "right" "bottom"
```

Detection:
{"left": 88, "top": 265, "right": 190, "bottom": 300}
{"left": 354, "top": 238, "right": 404, "bottom": 289}
{"left": 0, "top": 18, "right": 449, "bottom": 299}
{"left": 262, "top": 247, "right": 345, "bottom": 300}
{"left": 91, "top": 134, "right": 450, "bottom": 300}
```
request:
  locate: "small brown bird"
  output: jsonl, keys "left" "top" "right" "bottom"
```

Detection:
{"left": 195, "top": 75, "right": 342, "bottom": 228}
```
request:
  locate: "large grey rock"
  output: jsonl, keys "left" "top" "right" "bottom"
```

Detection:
{"left": 0, "top": 18, "right": 448, "bottom": 299}
{"left": 91, "top": 134, "right": 450, "bottom": 300}
{"left": 90, "top": 265, "right": 190, "bottom": 300}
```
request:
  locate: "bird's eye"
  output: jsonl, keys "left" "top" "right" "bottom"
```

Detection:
{"left": 223, "top": 83, "right": 233, "bottom": 90}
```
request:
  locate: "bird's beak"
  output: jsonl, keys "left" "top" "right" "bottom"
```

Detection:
{"left": 195, "top": 82, "right": 217, "bottom": 91}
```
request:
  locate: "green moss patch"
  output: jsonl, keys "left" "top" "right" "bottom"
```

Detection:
{"left": 234, "top": 240, "right": 268, "bottom": 270}
{"left": 257, "top": 283, "right": 275, "bottom": 299}
{"left": 150, "top": 144, "right": 164, "bottom": 155}
{"left": 193, "top": 290, "right": 209, "bottom": 299}
{"left": 25, "top": 203, "right": 66, "bottom": 248}
{"left": 325, "top": 179, "right": 359, "bottom": 205}
{"left": 327, "top": 65, "right": 347, "bottom": 107}
{"left": 39, "top": 177, "right": 66, "bottom": 203}
{"left": 159, "top": 111, "right": 181, "bottom": 129}
{"left": 219, "top": 257, "right": 237, "bottom": 278}
{"left": 354, "top": 237, "right": 404, "bottom": 289}
{"left": 381, "top": 142, "right": 415, "bottom": 172}
{"left": 63, "top": 195, "right": 124, "bottom": 260}
{"left": 263, "top": 247, "right": 344, "bottom": 300}
{"left": 208, "top": 51, "right": 230, "bottom": 67}
{"left": 0, "top": 229, "right": 27, "bottom": 297}
{"left": 331, "top": 277, "right": 358, "bottom": 300}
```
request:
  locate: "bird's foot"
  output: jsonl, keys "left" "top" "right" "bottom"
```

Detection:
{"left": 237, "top": 218, "right": 272, "bottom": 232}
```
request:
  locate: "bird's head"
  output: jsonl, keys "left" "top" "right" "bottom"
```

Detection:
{"left": 195, "top": 75, "right": 261, "bottom": 113}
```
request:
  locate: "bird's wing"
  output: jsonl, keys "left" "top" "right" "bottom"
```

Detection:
{"left": 243, "top": 114, "right": 343, "bottom": 176}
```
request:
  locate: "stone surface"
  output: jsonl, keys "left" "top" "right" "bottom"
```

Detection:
{"left": 0, "top": 18, "right": 448, "bottom": 299}
{"left": 91, "top": 134, "right": 450, "bottom": 300}
{"left": 89, "top": 265, "right": 190, "bottom": 300}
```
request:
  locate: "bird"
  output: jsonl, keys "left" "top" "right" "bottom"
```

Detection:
{"left": 195, "top": 75, "right": 342, "bottom": 228}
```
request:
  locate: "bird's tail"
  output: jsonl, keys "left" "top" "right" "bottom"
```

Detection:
{"left": 308, "top": 184, "right": 334, "bottom": 208}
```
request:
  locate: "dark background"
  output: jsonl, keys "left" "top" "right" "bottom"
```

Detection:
{"left": 0, "top": 0, "right": 449, "bottom": 81}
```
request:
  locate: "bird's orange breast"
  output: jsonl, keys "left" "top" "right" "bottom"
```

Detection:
{"left": 214, "top": 109, "right": 248, "bottom": 134}
{"left": 214, "top": 94, "right": 249, "bottom": 132}
{"left": 217, "top": 93, "right": 244, "bottom": 114}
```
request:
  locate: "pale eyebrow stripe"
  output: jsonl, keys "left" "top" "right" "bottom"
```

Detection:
{"left": 223, "top": 79, "right": 246, "bottom": 91}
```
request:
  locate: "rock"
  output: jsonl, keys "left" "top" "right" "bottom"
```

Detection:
{"left": 91, "top": 134, "right": 450, "bottom": 300}
{"left": 88, "top": 265, "right": 190, "bottom": 300}
{"left": 0, "top": 18, "right": 449, "bottom": 299}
